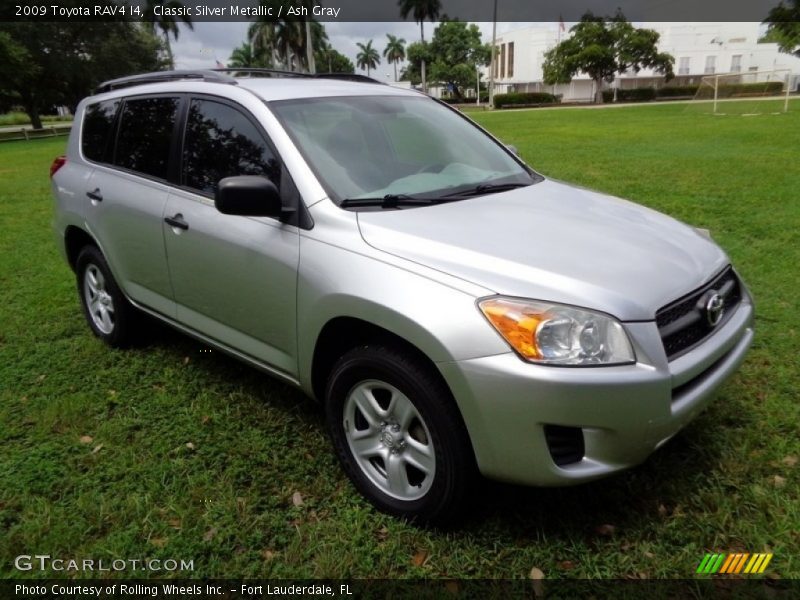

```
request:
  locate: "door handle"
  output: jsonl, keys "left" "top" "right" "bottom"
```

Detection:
{"left": 164, "top": 213, "right": 189, "bottom": 231}
{"left": 86, "top": 188, "right": 103, "bottom": 202}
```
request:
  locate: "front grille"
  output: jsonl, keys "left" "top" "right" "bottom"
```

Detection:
{"left": 544, "top": 425, "right": 585, "bottom": 466}
{"left": 656, "top": 266, "right": 741, "bottom": 361}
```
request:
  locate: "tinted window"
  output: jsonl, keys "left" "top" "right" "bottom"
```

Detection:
{"left": 182, "top": 99, "right": 279, "bottom": 195}
{"left": 82, "top": 100, "right": 119, "bottom": 162}
{"left": 115, "top": 97, "right": 179, "bottom": 180}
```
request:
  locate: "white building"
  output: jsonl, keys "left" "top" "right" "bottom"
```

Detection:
{"left": 490, "top": 22, "right": 800, "bottom": 102}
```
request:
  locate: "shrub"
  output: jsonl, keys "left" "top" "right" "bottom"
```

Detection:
{"left": 657, "top": 85, "right": 700, "bottom": 97}
{"left": 493, "top": 92, "right": 558, "bottom": 108}
{"left": 601, "top": 88, "right": 657, "bottom": 103}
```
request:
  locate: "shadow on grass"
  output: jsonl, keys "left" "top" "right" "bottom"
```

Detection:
{"left": 138, "top": 315, "right": 726, "bottom": 538}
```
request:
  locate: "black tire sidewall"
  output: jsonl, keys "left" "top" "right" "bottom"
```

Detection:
{"left": 325, "top": 345, "right": 472, "bottom": 524}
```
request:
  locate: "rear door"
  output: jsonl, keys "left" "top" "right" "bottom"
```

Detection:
{"left": 162, "top": 96, "right": 300, "bottom": 377}
{"left": 83, "top": 95, "right": 181, "bottom": 317}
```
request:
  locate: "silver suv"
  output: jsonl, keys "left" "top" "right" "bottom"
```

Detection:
{"left": 51, "top": 70, "right": 754, "bottom": 523}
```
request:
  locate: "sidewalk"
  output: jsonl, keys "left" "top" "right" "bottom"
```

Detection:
{"left": 0, "top": 121, "right": 72, "bottom": 133}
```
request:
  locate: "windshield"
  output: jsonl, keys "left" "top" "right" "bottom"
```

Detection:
{"left": 269, "top": 95, "right": 537, "bottom": 205}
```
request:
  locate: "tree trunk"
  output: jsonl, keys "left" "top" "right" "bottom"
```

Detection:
{"left": 594, "top": 78, "right": 604, "bottom": 104}
{"left": 26, "top": 103, "right": 43, "bottom": 130}
{"left": 305, "top": 20, "right": 315, "bottom": 74}
{"left": 420, "top": 22, "right": 427, "bottom": 92}
{"left": 163, "top": 31, "right": 175, "bottom": 69}
{"left": 393, "top": 62, "right": 397, "bottom": 82}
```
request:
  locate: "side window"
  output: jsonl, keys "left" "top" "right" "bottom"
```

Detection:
{"left": 82, "top": 100, "right": 119, "bottom": 162}
{"left": 114, "top": 97, "right": 179, "bottom": 180}
{"left": 182, "top": 99, "right": 280, "bottom": 195}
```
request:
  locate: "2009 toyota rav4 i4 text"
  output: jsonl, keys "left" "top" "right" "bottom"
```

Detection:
{"left": 51, "top": 70, "right": 754, "bottom": 524}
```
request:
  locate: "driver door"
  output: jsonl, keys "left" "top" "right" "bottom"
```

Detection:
{"left": 163, "top": 96, "right": 299, "bottom": 377}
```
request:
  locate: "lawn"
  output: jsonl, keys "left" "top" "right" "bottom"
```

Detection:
{"left": 1, "top": 101, "right": 798, "bottom": 580}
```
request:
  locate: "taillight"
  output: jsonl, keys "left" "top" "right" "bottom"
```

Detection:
{"left": 50, "top": 156, "right": 67, "bottom": 178}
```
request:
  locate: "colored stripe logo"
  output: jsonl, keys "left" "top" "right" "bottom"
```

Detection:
{"left": 696, "top": 553, "right": 773, "bottom": 574}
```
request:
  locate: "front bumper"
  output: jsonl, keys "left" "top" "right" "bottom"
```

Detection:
{"left": 438, "top": 295, "right": 754, "bottom": 486}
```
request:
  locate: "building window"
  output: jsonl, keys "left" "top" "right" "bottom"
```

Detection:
{"left": 507, "top": 42, "right": 514, "bottom": 78}
{"left": 749, "top": 66, "right": 759, "bottom": 72}
{"left": 494, "top": 46, "right": 500, "bottom": 78}
{"left": 731, "top": 55, "right": 742, "bottom": 73}
{"left": 679, "top": 57, "right": 690, "bottom": 75}
{"left": 705, "top": 56, "right": 716, "bottom": 74}
{"left": 500, "top": 44, "right": 506, "bottom": 79}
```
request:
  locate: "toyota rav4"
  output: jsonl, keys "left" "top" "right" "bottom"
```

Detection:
{"left": 51, "top": 70, "right": 754, "bottom": 523}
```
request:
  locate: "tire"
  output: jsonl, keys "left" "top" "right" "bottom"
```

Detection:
{"left": 75, "top": 245, "right": 139, "bottom": 348}
{"left": 325, "top": 344, "right": 475, "bottom": 525}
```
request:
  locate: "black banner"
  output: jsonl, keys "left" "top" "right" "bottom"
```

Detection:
{"left": 3, "top": 579, "right": 799, "bottom": 600}
{"left": 1, "top": 0, "right": 786, "bottom": 23}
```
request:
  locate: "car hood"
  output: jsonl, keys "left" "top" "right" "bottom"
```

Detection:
{"left": 357, "top": 179, "right": 729, "bottom": 321}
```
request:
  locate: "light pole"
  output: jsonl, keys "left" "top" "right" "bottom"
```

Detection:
{"left": 489, "top": 0, "right": 497, "bottom": 108}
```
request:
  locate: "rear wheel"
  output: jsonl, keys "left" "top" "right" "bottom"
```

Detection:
{"left": 325, "top": 344, "right": 474, "bottom": 525}
{"left": 76, "top": 245, "right": 139, "bottom": 347}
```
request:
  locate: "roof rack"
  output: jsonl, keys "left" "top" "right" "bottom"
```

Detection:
{"left": 95, "top": 70, "right": 237, "bottom": 94}
{"left": 95, "top": 68, "right": 387, "bottom": 94}
{"left": 211, "top": 68, "right": 310, "bottom": 78}
{"left": 314, "top": 73, "right": 386, "bottom": 85}
{"left": 211, "top": 68, "right": 386, "bottom": 85}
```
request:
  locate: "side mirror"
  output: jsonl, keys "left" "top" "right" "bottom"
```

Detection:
{"left": 506, "top": 144, "right": 520, "bottom": 156}
{"left": 215, "top": 176, "right": 289, "bottom": 219}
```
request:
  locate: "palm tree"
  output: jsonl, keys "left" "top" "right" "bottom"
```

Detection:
{"left": 249, "top": 20, "right": 279, "bottom": 67}
{"left": 228, "top": 42, "right": 270, "bottom": 68}
{"left": 398, "top": 0, "right": 441, "bottom": 90}
{"left": 144, "top": 1, "right": 194, "bottom": 69}
{"left": 356, "top": 40, "right": 380, "bottom": 77}
{"left": 249, "top": 6, "right": 329, "bottom": 73}
{"left": 383, "top": 34, "right": 406, "bottom": 81}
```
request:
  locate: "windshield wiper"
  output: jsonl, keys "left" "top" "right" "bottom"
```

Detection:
{"left": 443, "top": 182, "right": 532, "bottom": 198}
{"left": 340, "top": 194, "right": 453, "bottom": 208}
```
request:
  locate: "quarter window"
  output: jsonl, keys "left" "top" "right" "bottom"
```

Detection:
{"left": 114, "top": 97, "right": 179, "bottom": 180}
{"left": 82, "top": 100, "right": 119, "bottom": 162}
{"left": 182, "top": 99, "right": 279, "bottom": 195}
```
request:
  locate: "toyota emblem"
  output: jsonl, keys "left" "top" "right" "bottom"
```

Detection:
{"left": 705, "top": 293, "right": 724, "bottom": 327}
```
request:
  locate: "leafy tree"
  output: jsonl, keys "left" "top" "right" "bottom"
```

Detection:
{"left": 144, "top": 0, "right": 194, "bottom": 68}
{"left": 0, "top": 21, "right": 164, "bottom": 129}
{"left": 427, "top": 21, "right": 490, "bottom": 99}
{"left": 249, "top": 6, "right": 328, "bottom": 72}
{"left": 228, "top": 42, "right": 269, "bottom": 68}
{"left": 356, "top": 40, "right": 380, "bottom": 77}
{"left": 542, "top": 11, "right": 674, "bottom": 103}
{"left": 400, "top": 42, "right": 429, "bottom": 84}
{"left": 315, "top": 46, "right": 355, "bottom": 74}
{"left": 763, "top": 0, "right": 800, "bottom": 57}
{"left": 398, "top": 0, "right": 441, "bottom": 90}
{"left": 383, "top": 34, "right": 407, "bottom": 81}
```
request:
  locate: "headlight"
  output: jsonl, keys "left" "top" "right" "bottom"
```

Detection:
{"left": 478, "top": 297, "right": 635, "bottom": 366}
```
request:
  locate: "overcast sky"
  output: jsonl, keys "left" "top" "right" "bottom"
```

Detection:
{"left": 171, "top": 21, "right": 557, "bottom": 81}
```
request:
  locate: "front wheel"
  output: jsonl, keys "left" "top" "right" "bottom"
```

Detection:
{"left": 325, "top": 344, "right": 474, "bottom": 525}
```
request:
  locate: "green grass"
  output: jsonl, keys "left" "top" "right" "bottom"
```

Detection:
{"left": 0, "top": 112, "right": 72, "bottom": 127}
{"left": 1, "top": 102, "right": 798, "bottom": 579}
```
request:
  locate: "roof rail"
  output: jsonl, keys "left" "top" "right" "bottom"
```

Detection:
{"left": 95, "top": 70, "right": 237, "bottom": 94}
{"left": 212, "top": 68, "right": 386, "bottom": 85}
{"left": 314, "top": 73, "right": 386, "bottom": 85}
{"left": 211, "top": 68, "right": 311, "bottom": 78}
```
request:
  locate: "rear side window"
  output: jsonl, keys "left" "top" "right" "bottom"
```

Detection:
{"left": 182, "top": 99, "right": 280, "bottom": 195}
{"left": 82, "top": 100, "right": 119, "bottom": 162}
{"left": 114, "top": 97, "right": 179, "bottom": 180}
